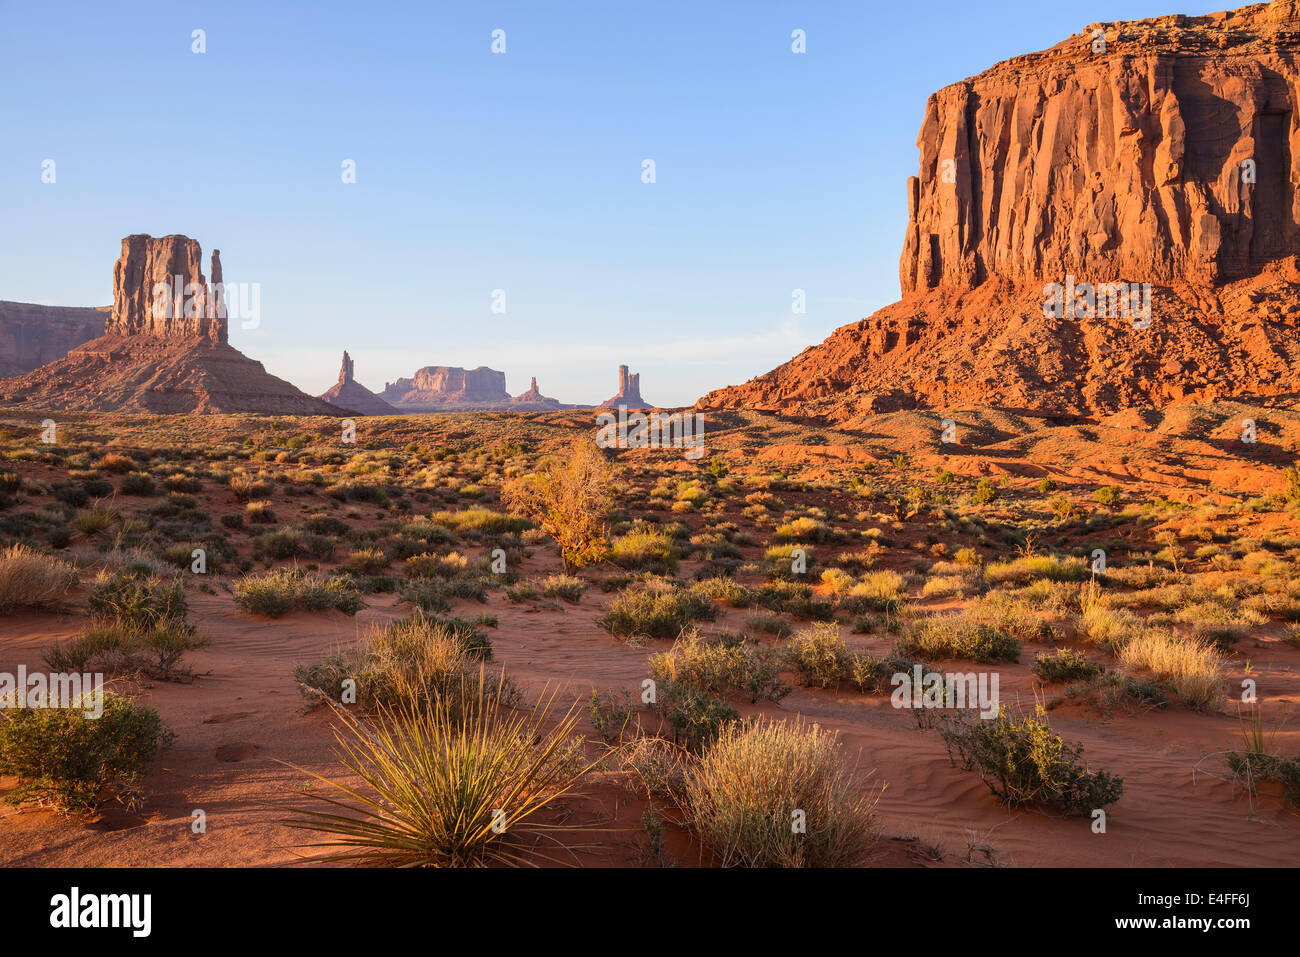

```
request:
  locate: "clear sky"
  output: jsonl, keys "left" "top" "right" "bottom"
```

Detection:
{"left": 1, "top": 0, "right": 1230, "bottom": 407}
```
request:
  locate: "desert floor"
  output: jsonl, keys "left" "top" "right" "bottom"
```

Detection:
{"left": 1, "top": 403, "right": 1298, "bottom": 867}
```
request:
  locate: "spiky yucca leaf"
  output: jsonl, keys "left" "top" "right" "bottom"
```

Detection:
{"left": 283, "top": 675, "right": 597, "bottom": 867}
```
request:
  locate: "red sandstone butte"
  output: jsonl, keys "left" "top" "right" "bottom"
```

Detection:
{"left": 599, "top": 364, "right": 654, "bottom": 410}
{"left": 0, "top": 234, "right": 343, "bottom": 415}
{"left": 697, "top": 0, "right": 1300, "bottom": 422}
{"left": 318, "top": 351, "right": 398, "bottom": 415}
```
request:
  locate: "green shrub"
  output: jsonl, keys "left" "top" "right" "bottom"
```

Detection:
{"left": 294, "top": 612, "right": 512, "bottom": 717}
{"left": 1093, "top": 485, "right": 1121, "bottom": 507}
{"left": 0, "top": 692, "right": 174, "bottom": 812}
{"left": 933, "top": 707, "right": 1123, "bottom": 815}
{"left": 89, "top": 568, "right": 188, "bottom": 629}
{"left": 234, "top": 568, "right": 363, "bottom": 618}
{"left": 1031, "top": 648, "right": 1102, "bottom": 684}
{"left": 589, "top": 688, "right": 636, "bottom": 743}
{"left": 653, "top": 679, "right": 739, "bottom": 750}
{"left": 597, "top": 581, "right": 716, "bottom": 640}
{"left": 972, "top": 479, "right": 999, "bottom": 504}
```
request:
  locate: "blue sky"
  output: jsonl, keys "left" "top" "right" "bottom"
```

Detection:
{"left": 1, "top": 0, "right": 1229, "bottom": 407}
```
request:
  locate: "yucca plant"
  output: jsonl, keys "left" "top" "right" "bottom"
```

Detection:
{"left": 283, "top": 677, "right": 598, "bottom": 867}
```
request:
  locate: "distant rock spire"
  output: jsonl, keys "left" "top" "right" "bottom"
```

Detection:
{"left": 339, "top": 350, "right": 354, "bottom": 385}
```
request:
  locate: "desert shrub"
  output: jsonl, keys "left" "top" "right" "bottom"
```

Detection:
{"left": 897, "top": 611, "right": 1020, "bottom": 663}
{"left": 234, "top": 568, "right": 363, "bottom": 618}
{"left": 0, "top": 692, "right": 174, "bottom": 812}
{"left": 119, "top": 472, "right": 156, "bottom": 495}
{"left": 44, "top": 617, "right": 209, "bottom": 679}
{"left": 754, "top": 580, "right": 836, "bottom": 620}
{"left": 229, "top": 472, "right": 274, "bottom": 502}
{"left": 405, "top": 551, "right": 470, "bottom": 578}
{"left": 294, "top": 612, "right": 508, "bottom": 717}
{"left": 648, "top": 629, "right": 788, "bottom": 703}
{"left": 684, "top": 718, "right": 878, "bottom": 867}
{"left": 1116, "top": 630, "right": 1223, "bottom": 711}
{"left": 254, "top": 527, "right": 336, "bottom": 561}
{"left": 985, "top": 554, "right": 1087, "bottom": 587}
{"left": 690, "top": 576, "right": 754, "bottom": 608}
{"left": 653, "top": 679, "right": 739, "bottom": 750}
{"left": 426, "top": 508, "right": 530, "bottom": 535}
{"left": 589, "top": 688, "right": 637, "bottom": 743}
{"left": 0, "top": 544, "right": 76, "bottom": 614}
{"left": 597, "top": 580, "right": 716, "bottom": 640}
{"left": 1284, "top": 464, "right": 1300, "bottom": 503}
{"left": 933, "top": 707, "right": 1123, "bottom": 815}
{"left": 502, "top": 441, "right": 612, "bottom": 571}
{"left": 972, "top": 479, "right": 999, "bottom": 504}
{"left": 784, "top": 623, "right": 913, "bottom": 693}
{"left": 1093, "top": 485, "right": 1122, "bottom": 507}
{"left": 345, "top": 546, "right": 389, "bottom": 574}
{"left": 88, "top": 568, "right": 188, "bottom": 628}
{"left": 744, "top": 612, "right": 793, "bottom": 638}
{"left": 283, "top": 681, "right": 592, "bottom": 866}
{"left": 608, "top": 529, "right": 679, "bottom": 573}
{"left": 839, "top": 569, "right": 907, "bottom": 614}
{"left": 762, "top": 543, "right": 814, "bottom": 581}
{"left": 1031, "top": 648, "right": 1102, "bottom": 684}
{"left": 774, "top": 516, "right": 831, "bottom": 542}
{"left": 1049, "top": 672, "right": 1169, "bottom": 714}
{"left": 538, "top": 574, "right": 586, "bottom": 603}
{"left": 245, "top": 499, "right": 276, "bottom": 523}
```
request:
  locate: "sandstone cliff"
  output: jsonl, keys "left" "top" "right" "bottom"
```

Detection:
{"left": 0, "top": 301, "right": 108, "bottom": 377}
{"left": 698, "top": 0, "right": 1300, "bottom": 421}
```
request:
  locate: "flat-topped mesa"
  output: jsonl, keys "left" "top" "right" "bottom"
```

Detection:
{"left": 109, "top": 234, "right": 227, "bottom": 342}
{"left": 901, "top": 0, "right": 1300, "bottom": 294}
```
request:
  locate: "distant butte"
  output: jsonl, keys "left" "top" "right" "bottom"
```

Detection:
{"left": 319, "top": 351, "right": 398, "bottom": 415}
{"left": 599, "top": 364, "right": 653, "bottom": 410}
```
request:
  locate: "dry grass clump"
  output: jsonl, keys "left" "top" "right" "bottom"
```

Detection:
{"left": 984, "top": 554, "right": 1087, "bottom": 587}
{"left": 682, "top": 718, "right": 879, "bottom": 867}
{"left": 234, "top": 568, "right": 364, "bottom": 618}
{"left": 648, "top": 628, "right": 788, "bottom": 703}
{"left": 295, "top": 612, "right": 513, "bottom": 717}
{"left": 896, "top": 609, "right": 1020, "bottom": 663}
{"left": 608, "top": 528, "right": 680, "bottom": 573}
{"left": 0, "top": 544, "right": 76, "bottom": 613}
{"left": 1116, "top": 630, "right": 1223, "bottom": 712}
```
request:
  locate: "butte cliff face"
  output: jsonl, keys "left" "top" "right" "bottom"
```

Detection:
{"left": 0, "top": 301, "right": 108, "bottom": 377}
{"left": 319, "top": 351, "right": 399, "bottom": 415}
{"left": 699, "top": 0, "right": 1300, "bottom": 422}
{"left": 0, "top": 234, "right": 342, "bottom": 415}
